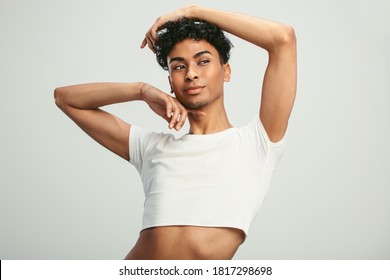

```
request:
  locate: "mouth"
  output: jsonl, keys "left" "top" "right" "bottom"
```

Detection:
{"left": 184, "top": 85, "right": 205, "bottom": 95}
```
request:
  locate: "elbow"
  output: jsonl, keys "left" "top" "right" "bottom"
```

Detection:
{"left": 54, "top": 87, "right": 67, "bottom": 110}
{"left": 279, "top": 25, "right": 296, "bottom": 46}
{"left": 268, "top": 25, "right": 296, "bottom": 53}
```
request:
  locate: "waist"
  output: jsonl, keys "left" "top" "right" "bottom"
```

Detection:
{"left": 125, "top": 226, "right": 244, "bottom": 260}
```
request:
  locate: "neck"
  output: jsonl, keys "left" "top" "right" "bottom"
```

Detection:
{"left": 187, "top": 105, "right": 232, "bottom": 135}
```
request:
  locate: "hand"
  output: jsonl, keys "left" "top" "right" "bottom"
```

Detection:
{"left": 140, "top": 5, "right": 197, "bottom": 52}
{"left": 140, "top": 83, "right": 204, "bottom": 130}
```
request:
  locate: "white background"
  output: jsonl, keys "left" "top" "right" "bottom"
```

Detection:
{"left": 0, "top": 0, "right": 389, "bottom": 259}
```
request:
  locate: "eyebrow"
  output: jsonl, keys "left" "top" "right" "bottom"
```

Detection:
{"left": 169, "top": 50, "right": 213, "bottom": 65}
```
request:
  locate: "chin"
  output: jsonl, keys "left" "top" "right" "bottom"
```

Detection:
{"left": 186, "top": 100, "right": 208, "bottom": 110}
{"left": 177, "top": 97, "right": 208, "bottom": 110}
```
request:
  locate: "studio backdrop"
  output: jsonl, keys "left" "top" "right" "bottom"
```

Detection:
{"left": 0, "top": 0, "right": 389, "bottom": 259}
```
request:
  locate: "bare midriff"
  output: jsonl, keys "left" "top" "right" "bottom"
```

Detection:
{"left": 125, "top": 226, "right": 245, "bottom": 260}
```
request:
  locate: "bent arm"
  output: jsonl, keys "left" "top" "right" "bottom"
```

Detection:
{"left": 54, "top": 82, "right": 144, "bottom": 161}
{"left": 189, "top": 6, "right": 297, "bottom": 142}
{"left": 144, "top": 5, "right": 297, "bottom": 142}
{"left": 55, "top": 82, "right": 194, "bottom": 161}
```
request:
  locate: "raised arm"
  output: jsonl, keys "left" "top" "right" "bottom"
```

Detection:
{"left": 54, "top": 82, "right": 191, "bottom": 161}
{"left": 143, "top": 5, "right": 297, "bottom": 142}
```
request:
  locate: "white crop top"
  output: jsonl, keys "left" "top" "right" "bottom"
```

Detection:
{"left": 129, "top": 117, "right": 285, "bottom": 236}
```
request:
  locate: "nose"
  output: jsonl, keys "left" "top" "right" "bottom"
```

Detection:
{"left": 185, "top": 65, "right": 199, "bottom": 81}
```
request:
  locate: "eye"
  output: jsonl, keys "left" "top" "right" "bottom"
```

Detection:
{"left": 173, "top": 64, "right": 185, "bottom": 71}
{"left": 199, "top": 59, "right": 210, "bottom": 65}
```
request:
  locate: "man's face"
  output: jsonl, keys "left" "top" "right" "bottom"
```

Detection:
{"left": 167, "top": 38, "right": 231, "bottom": 110}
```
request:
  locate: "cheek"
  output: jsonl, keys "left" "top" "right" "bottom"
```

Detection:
{"left": 205, "top": 67, "right": 225, "bottom": 84}
{"left": 169, "top": 75, "right": 181, "bottom": 88}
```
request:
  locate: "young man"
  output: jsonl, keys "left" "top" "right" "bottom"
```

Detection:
{"left": 55, "top": 5, "right": 296, "bottom": 259}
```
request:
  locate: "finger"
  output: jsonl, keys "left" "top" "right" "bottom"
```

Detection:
{"left": 174, "top": 101, "right": 188, "bottom": 128}
{"left": 141, "top": 30, "right": 155, "bottom": 51}
{"left": 169, "top": 104, "right": 181, "bottom": 129}
{"left": 151, "top": 28, "right": 159, "bottom": 42}
{"left": 145, "top": 36, "right": 156, "bottom": 53}
{"left": 140, "top": 38, "right": 147, "bottom": 49}
{"left": 150, "top": 19, "right": 160, "bottom": 41}
{"left": 175, "top": 107, "right": 188, "bottom": 130}
{"left": 165, "top": 99, "right": 174, "bottom": 120}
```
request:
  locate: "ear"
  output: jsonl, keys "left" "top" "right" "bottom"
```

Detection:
{"left": 223, "top": 63, "right": 231, "bottom": 82}
{"left": 168, "top": 76, "right": 174, "bottom": 93}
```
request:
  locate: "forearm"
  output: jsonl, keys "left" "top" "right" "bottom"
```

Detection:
{"left": 189, "top": 5, "right": 295, "bottom": 52}
{"left": 54, "top": 82, "right": 146, "bottom": 110}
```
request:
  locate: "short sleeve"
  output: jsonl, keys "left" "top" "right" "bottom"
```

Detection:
{"left": 240, "top": 117, "right": 286, "bottom": 170}
{"left": 129, "top": 125, "right": 159, "bottom": 173}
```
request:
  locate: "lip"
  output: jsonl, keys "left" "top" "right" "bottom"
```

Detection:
{"left": 184, "top": 86, "right": 205, "bottom": 95}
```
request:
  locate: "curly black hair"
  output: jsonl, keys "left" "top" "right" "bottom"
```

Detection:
{"left": 154, "top": 17, "right": 233, "bottom": 70}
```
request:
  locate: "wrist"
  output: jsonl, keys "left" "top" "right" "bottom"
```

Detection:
{"left": 186, "top": 4, "right": 202, "bottom": 18}
{"left": 138, "top": 82, "right": 150, "bottom": 101}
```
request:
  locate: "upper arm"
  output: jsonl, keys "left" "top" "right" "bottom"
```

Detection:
{"left": 259, "top": 27, "right": 297, "bottom": 142}
{"left": 58, "top": 104, "right": 131, "bottom": 161}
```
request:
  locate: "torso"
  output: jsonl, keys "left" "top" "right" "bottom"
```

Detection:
{"left": 125, "top": 226, "right": 244, "bottom": 260}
